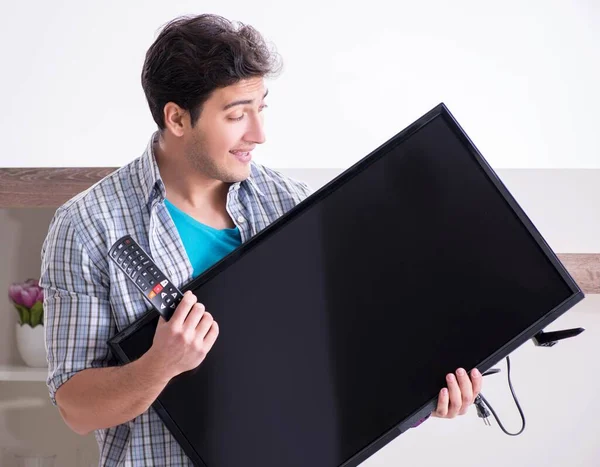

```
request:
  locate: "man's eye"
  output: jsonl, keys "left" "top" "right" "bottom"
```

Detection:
{"left": 228, "top": 105, "right": 267, "bottom": 121}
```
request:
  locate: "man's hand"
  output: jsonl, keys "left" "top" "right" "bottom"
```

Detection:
{"left": 148, "top": 290, "right": 220, "bottom": 382}
{"left": 431, "top": 368, "right": 483, "bottom": 418}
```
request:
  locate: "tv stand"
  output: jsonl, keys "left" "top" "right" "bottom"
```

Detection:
{"left": 532, "top": 327, "right": 585, "bottom": 347}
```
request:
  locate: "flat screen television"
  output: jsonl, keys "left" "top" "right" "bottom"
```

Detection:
{"left": 108, "top": 103, "right": 584, "bottom": 467}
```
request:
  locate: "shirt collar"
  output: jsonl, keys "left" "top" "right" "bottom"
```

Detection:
{"left": 228, "top": 167, "right": 266, "bottom": 198}
{"left": 138, "top": 131, "right": 265, "bottom": 207}
{"left": 138, "top": 131, "right": 166, "bottom": 207}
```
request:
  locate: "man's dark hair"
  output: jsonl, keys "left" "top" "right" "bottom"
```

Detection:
{"left": 141, "top": 14, "right": 282, "bottom": 130}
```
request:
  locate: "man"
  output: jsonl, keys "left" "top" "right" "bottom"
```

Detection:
{"left": 40, "top": 14, "right": 483, "bottom": 466}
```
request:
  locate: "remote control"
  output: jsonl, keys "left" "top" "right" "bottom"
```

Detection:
{"left": 108, "top": 235, "right": 184, "bottom": 320}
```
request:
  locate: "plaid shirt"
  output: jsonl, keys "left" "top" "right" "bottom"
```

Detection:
{"left": 39, "top": 132, "right": 312, "bottom": 466}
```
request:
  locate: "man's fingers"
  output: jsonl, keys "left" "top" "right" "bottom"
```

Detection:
{"left": 456, "top": 368, "right": 473, "bottom": 415}
{"left": 203, "top": 321, "right": 220, "bottom": 351}
{"left": 446, "top": 373, "right": 462, "bottom": 418}
{"left": 184, "top": 302, "right": 206, "bottom": 331}
{"left": 431, "top": 368, "right": 483, "bottom": 419}
{"left": 195, "top": 312, "right": 215, "bottom": 340}
{"left": 170, "top": 291, "right": 197, "bottom": 327}
{"left": 434, "top": 388, "right": 449, "bottom": 418}
{"left": 470, "top": 368, "right": 483, "bottom": 399}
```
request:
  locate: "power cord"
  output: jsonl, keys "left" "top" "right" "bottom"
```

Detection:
{"left": 474, "top": 355, "right": 526, "bottom": 436}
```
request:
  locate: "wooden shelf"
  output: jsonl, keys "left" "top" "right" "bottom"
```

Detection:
{"left": 556, "top": 254, "right": 600, "bottom": 294}
{"left": 0, "top": 365, "right": 47, "bottom": 382}
{"left": 0, "top": 167, "right": 117, "bottom": 208}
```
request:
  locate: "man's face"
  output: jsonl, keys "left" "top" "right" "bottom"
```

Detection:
{"left": 183, "top": 77, "right": 268, "bottom": 183}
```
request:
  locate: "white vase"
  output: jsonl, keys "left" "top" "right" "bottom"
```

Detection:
{"left": 15, "top": 323, "right": 47, "bottom": 368}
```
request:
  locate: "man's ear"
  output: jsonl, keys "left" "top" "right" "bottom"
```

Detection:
{"left": 163, "top": 102, "right": 189, "bottom": 137}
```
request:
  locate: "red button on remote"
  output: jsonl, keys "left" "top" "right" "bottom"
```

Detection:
{"left": 153, "top": 284, "right": 163, "bottom": 294}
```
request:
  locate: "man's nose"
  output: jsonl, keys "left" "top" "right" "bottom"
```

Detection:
{"left": 247, "top": 115, "right": 266, "bottom": 144}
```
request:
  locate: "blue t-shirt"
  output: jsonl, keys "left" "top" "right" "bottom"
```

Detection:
{"left": 164, "top": 198, "right": 242, "bottom": 279}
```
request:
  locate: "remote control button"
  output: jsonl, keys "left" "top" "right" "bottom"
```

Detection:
{"left": 109, "top": 237, "right": 182, "bottom": 319}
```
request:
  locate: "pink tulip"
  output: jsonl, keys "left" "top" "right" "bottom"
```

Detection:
{"left": 9, "top": 284, "right": 21, "bottom": 304}
{"left": 21, "top": 288, "right": 36, "bottom": 308}
{"left": 8, "top": 280, "right": 43, "bottom": 308}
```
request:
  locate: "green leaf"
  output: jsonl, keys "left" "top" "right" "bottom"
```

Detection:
{"left": 15, "top": 304, "right": 30, "bottom": 325}
{"left": 30, "top": 301, "right": 43, "bottom": 327}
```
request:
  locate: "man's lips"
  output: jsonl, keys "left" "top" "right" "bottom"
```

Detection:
{"left": 229, "top": 148, "right": 254, "bottom": 155}
{"left": 230, "top": 149, "right": 253, "bottom": 162}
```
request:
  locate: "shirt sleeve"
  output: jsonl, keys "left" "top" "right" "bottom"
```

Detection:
{"left": 40, "top": 207, "right": 115, "bottom": 406}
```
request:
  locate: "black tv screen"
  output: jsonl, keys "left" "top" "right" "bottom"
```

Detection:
{"left": 108, "top": 103, "right": 584, "bottom": 467}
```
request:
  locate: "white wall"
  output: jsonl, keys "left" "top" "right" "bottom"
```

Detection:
{"left": 1, "top": 0, "right": 598, "bottom": 169}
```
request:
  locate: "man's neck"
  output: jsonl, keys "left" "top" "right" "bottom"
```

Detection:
{"left": 153, "top": 135, "right": 230, "bottom": 206}
{"left": 153, "top": 135, "right": 235, "bottom": 229}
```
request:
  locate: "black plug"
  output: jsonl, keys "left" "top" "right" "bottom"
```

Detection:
{"left": 474, "top": 394, "right": 491, "bottom": 426}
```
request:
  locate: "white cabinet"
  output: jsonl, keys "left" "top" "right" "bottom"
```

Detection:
{"left": 0, "top": 170, "right": 107, "bottom": 467}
